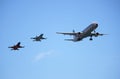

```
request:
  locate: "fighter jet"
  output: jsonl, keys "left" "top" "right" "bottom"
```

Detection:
{"left": 31, "top": 34, "right": 47, "bottom": 41}
{"left": 56, "top": 22, "right": 106, "bottom": 42}
{"left": 8, "top": 42, "right": 24, "bottom": 50}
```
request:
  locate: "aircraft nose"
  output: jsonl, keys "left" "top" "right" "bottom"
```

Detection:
{"left": 96, "top": 23, "right": 98, "bottom": 27}
{"left": 92, "top": 22, "right": 98, "bottom": 27}
{"left": 93, "top": 23, "right": 98, "bottom": 28}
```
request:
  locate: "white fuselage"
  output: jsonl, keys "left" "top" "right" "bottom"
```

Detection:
{"left": 73, "top": 23, "right": 98, "bottom": 41}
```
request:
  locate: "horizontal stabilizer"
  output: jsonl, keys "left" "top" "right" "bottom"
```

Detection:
{"left": 56, "top": 32, "right": 76, "bottom": 35}
{"left": 64, "top": 39, "right": 75, "bottom": 41}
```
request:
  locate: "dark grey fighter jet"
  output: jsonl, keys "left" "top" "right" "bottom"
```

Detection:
{"left": 31, "top": 34, "right": 47, "bottom": 41}
{"left": 8, "top": 42, "right": 24, "bottom": 50}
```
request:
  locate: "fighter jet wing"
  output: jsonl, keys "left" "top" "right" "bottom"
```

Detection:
{"left": 56, "top": 32, "right": 76, "bottom": 35}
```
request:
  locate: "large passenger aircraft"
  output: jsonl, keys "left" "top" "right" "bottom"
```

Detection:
{"left": 31, "top": 34, "right": 47, "bottom": 41}
{"left": 56, "top": 22, "right": 106, "bottom": 42}
{"left": 8, "top": 42, "right": 24, "bottom": 50}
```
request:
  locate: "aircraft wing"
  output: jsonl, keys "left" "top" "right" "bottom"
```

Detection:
{"left": 56, "top": 32, "right": 76, "bottom": 35}
{"left": 31, "top": 37, "right": 36, "bottom": 39}
{"left": 8, "top": 46, "right": 13, "bottom": 48}
{"left": 91, "top": 33, "right": 107, "bottom": 37}
{"left": 64, "top": 39, "right": 75, "bottom": 41}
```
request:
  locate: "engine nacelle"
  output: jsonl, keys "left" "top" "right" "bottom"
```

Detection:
{"left": 95, "top": 32, "right": 99, "bottom": 37}
{"left": 76, "top": 32, "right": 81, "bottom": 37}
{"left": 77, "top": 32, "right": 81, "bottom": 34}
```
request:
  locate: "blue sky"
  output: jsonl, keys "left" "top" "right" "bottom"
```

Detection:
{"left": 1, "top": 0, "right": 120, "bottom": 79}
